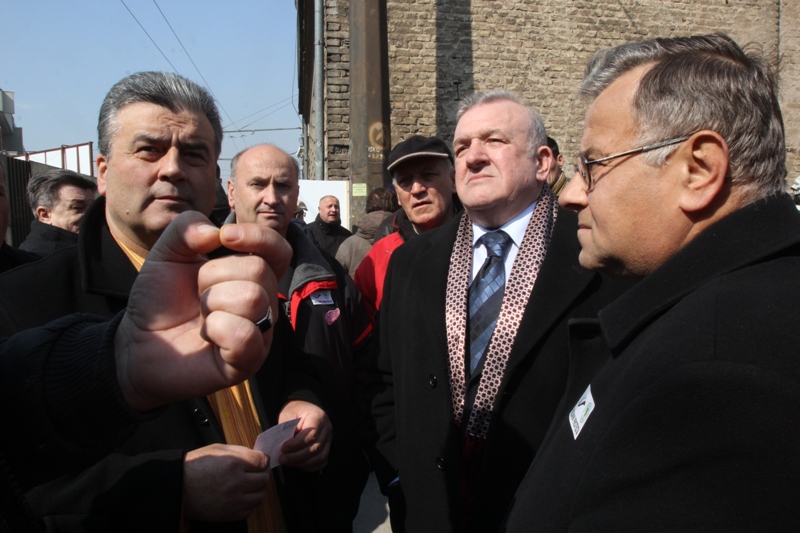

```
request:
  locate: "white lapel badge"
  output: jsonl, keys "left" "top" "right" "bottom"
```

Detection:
{"left": 569, "top": 385, "right": 595, "bottom": 440}
{"left": 310, "top": 289, "right": 334, "bottom": 306}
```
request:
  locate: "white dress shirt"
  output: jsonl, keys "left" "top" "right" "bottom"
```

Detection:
{"left": 470, "top": 200, "right": 538, "bottom": 282}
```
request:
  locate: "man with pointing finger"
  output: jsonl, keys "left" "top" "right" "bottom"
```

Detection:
{"left": 1, "top": 210, "right": 292, "bottom": 531}
{"left": 0, "top": 71, "right": 324, "bottom": 532}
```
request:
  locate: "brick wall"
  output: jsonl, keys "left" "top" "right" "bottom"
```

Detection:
{"left": 320, "top": 0, "right": 798, "bottom": 184}
{"left": 324, "top": 0, "right": 351, "bottom": 180}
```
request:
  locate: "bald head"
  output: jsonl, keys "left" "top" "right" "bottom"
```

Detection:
{"left": 228, "top": 144, "right": 300, "bottom": 236}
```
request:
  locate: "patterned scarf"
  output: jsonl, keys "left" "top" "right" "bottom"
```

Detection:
{"left": 445, "top": 185, "right": 557, "bottom": 439}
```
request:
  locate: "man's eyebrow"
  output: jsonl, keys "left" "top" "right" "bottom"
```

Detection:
{"left": 131, "top": 133, "right": 169, "bottom": 145}
{"left": 454, "top": 128, "right": 503, "bottom": 146}
{"left": 580, "top": 145, "right": 602, "bottom": 160}
{"left": 130, "top": 134, "right": 210, "bottom": 154}
{"left": 180, "top": 140, "right": 211, "bottom": 154}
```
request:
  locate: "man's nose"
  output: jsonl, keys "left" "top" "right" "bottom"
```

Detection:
{"left": 261, "top": 186, "right": 279, "bottom": 206}
{"left": 557, "top": 169, "right": 587, "bottom": 211}
{"left": 409, "top": 179, "right": 426, "bottom": 195}
{"left": 464, "top": 141, "right": 488, "bottom": 168}
{"left": 157, "top": 147, "right": 187, "bottom": 181}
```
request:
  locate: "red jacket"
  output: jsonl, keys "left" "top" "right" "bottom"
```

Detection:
{"left": 353, "top": 231, "right": 405, "bottom": 323}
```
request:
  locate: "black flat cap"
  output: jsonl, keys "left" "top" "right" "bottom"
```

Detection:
{"left": 387, "top": 135, "right": 453, "bottom": 171}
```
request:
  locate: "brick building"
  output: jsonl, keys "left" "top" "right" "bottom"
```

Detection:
{"left": 298, "top": 0, "right": 800, "bottom": 189}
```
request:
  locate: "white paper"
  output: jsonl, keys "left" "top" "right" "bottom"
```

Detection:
{"left": 254, "top": 418, "right": 300, "bottom": 469}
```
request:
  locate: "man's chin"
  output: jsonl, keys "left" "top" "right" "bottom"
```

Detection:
{"left": 256, "top": 214, "right": 286, "bottom": 231}
{"left": 578, "top": 250, "right": 633, "bottom": 277}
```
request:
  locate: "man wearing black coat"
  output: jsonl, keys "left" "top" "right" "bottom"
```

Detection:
{"left": 307, "top": 194, "right": 352, "bottom": 256}
{"left": 0, "top": 71, "right": 327, "bottom": 532}
{"left": 0, "top": 213, "right": 287, "bottom": 533}
{"left": 19, "top": 168, "right": 97, "bottom": 258}
{"left": 504, "top": 33, "right": 800, "bottom": 531}
{"left": 365, "top": 91, "right": 630, "bottom": 532}
{"left": 227, "top": 144, "right": 371, "bottom": 532}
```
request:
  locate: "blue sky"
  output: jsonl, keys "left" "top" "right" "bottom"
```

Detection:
{"left": 0, "top": 1, "right": 302, "bottom": 180}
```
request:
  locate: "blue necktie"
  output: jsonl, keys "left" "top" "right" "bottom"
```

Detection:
{"left": 468, "top": 230, "right": 512, "bottom": 374}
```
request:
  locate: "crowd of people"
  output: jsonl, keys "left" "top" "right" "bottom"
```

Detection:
{"left": 1, "top": 30, "right": 800, "bottom": 533}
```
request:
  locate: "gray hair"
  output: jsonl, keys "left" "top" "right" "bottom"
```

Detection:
{"left": 27, "top": 169, "right": 97, "bottom": 214}
{"left": 98, "top": 71, "right": 223, "bottom": 157}
{"left": 456, "top": 89, "right": 547, "bottom": 156}
{"left": 229, "top": 144, "right": 300, "bottom": 185}
{"left": 581, "top": 33, "right": 786, "bottom": 203}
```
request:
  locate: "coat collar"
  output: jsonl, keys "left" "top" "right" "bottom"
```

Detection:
{"left": 313, "top": 213, "right": 344, "bottom": 233}
{"left": 599, "top": 194, "right": 800, "bottom": 355}
{"left": 77, "top": 196, "right": 139, "bottom": 299}
{"left": 284, "top": 221, "right": 337, "bottom": 296}
{"left": 27, "top": 219, "right": 79, "bottom": 245}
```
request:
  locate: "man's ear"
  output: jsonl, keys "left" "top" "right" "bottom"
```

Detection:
{"left": 677, "top": 130, "right": 730, "bottom": 213}
{"left": 36, "top": 206, "right": 51, "bottom": 223}
{"left": 227, "top": 179, "right": 236, "bottom": 210}
{"left": 535, "top": 145, "right": 554, "bottom": 183}
{"left": 96, "top": 154, "right": 108, "bottom": 196}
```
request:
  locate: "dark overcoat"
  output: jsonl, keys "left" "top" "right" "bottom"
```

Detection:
{"left": 367, "top": 207, "right": 631, "bottom": 532}
{"left": 505, "top": 194, "right": 800, "bottom": 532}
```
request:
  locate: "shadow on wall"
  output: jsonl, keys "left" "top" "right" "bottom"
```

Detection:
{"left": 436, "top": 0, "right": 474, "bottom": 143}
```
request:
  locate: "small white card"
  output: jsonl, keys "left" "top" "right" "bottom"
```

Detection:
{"left": 310, "top": 290, "right": 335, "bottom": 306}
{"left": 569, "top": 385, "right": 595, "bottom": 440}
{"left": 254, "top": 418, "right": 300, "bottom": 469}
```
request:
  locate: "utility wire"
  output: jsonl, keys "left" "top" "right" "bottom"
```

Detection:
{"left": 223, "top": 127, "right": 302, "bottom": 133}
{"left": 228, "top": 94, "right": 298, "bottom": 127}
{"left": 151, "top": 0, "right": 240, "bottom": 152}
{"left": 238, "top": 101, "right": 296, "bottom": 131}
{"left": 291, "top": 32, "right": 299, "bottom": 115}
{"left": 120, "top": 0, "right": 179, "bottom": 72}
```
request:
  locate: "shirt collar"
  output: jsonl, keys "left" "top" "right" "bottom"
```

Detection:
{"left": 471, "top": 199, "right": 538, "bottom": 248}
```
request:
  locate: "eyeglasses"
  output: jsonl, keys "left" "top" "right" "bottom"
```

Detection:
{"left": 574, "top": 134, "right": 695, "bottom": 192}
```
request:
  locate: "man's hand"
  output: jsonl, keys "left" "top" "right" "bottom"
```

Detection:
{"left": 182, "top": 444, "right": 270, "bottom": 522}
{"left": 278, "top": 400, "right": 332, "bottom": 471}
{"left": 115, "top": 212, "right": 292, "bottom": 412}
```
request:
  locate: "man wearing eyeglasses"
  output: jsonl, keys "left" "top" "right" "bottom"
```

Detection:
{"left": 365, "top": 90, "right": 629, "bottom": 532}
{"left": 503, "top": 33, "right": 800, "bottom": 531}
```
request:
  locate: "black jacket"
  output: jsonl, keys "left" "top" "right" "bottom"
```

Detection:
{"left": 0, "top": 313, "right": 141, "bottom": 533}
{"left": 307, "top": 214, "right": 352, "bottom": 257}
{"left": 505, "top": 194, "right": 800, "bottom": 532}
{"left": 275, "top": 222, "right": 373, "bottom": 532}
{"left": 0, "top": 242, "right": 38, "bottom": 274}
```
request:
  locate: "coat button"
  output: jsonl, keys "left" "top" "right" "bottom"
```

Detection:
{"left": 194, "top": 408, "right": 209, "bottom": 426}
{"left": 436, "top": 457, "right": 446, "bottom": 471}
{"left": 429, "top": 374, "right": 437, "bottom": 388}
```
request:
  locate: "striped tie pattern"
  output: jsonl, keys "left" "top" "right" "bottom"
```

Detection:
{"left": 468, "top": 230, "right": 512, "bottom": 374}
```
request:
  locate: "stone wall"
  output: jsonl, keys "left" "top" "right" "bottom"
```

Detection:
{"left": 319, "top": 0, "right": 798, "bottom": 183}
